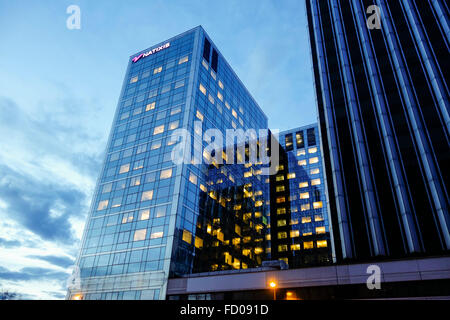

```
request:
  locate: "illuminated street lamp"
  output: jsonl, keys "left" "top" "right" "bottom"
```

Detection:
{"left": 269, "top": 281, "right": 277, "bottom": 300}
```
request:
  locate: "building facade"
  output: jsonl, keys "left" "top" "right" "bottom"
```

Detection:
{"left": 269, "top": 125, "right": 333, "bottom": 268}
{"left": 68, "top": 26, "right": 271, "bottom": 300}
{"left": 306, "top": 0, "right": 449, "bottom": 262}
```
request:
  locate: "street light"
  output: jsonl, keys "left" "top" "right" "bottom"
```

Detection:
{"left": 269, "top": 281, "right": 277, "bottom": 300}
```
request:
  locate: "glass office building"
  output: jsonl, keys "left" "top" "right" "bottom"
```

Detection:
{"left": 306, "top": 0, "right": 449, "bottom": 262}
{"left": 68, "top": 26, "right": 272, "bottom": 300}
{"left": 270, "top": 125, "right": 333, "bottom": 268}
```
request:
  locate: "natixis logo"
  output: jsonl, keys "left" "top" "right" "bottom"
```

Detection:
{"left": 132, "top": 42, "right": 171, "bottom": 63}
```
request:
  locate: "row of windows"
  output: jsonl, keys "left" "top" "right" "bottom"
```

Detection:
{"left": 278, "top": 240, "right": 328, "bottom": 252}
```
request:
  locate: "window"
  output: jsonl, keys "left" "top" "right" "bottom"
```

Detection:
{"left": 296, "top": 131, "right": 304, "bottom": 149}
{"left": 287, "top": 173, "right": 296, "bottom": 179}
{"left": 276, "top": 174, "right": 284, "bottom": 182}
{"left": 130, "top": 176, "right": 141, "bottom": 186}
{"left": 196, "top": 110, "right": 204, "bottom": 121}
{"left": 171, "top": 106, "right": 182, "bottom": 115}
{"left": 208, "top": 94, "right": 215, "bottom": 105}
{"left": 315, "top": 215, "right": 324, "bottom": 222}
{"left": 316, "top": 226, "right": 326, "bottom": 234}
{"left": 119, "top": 164, "right": 130, "bottom": 174}
{"left": 300, "top": 192, "right": 310, "bottom": 199}
{"left": 189, "top": 172, "right": 197, "bottom": 185}
{"left": 153, "top": 66, "right": 162, "bottom": 74}
{"left": 217, "top": 91, "right": 223, "bottom": 102}
{"left": 277, "top": 220, "right": 287, "bottom": 227}
{"left": 309, "top": 157, "right": 319, "bottom": 164}
{"left": 277, "top": 208, "right": 286, "bottom": 215}
{"left": 195, "top": 237, "right": 203, "bottom": 249}
{"left": 137, "top": 144, "right": 147, "bottom": 154}
{"left": 276, "top": 185, "right": 285, "bottom": 192}
{"left": 139, "top": 209, "right": 150, "bottom": 220}
{"left": 304, "top": 241, "right": 314, "bottom": 249}
{"left": 218, "top": 80, "right": 224, "bottom": 89}
{"left": 130, "top": 76, "right": 138, "bottom": 83}
{"left": 97, "top": 200, "right": 108, "bottom": 211}
{"left": 133, "top": 160, "right": 144, "bottom": 170}
{"left": 151, "top": 140, "right": 161, "bottom": 150}
{"left": 182, "top": 230, "right": 192, "bottom": 244}
{"left": 102, "top": 183, "right": 112, "bottom": 193}
{"left": 276, "top": 196, "right": 285, "bottom": 203}
{"left": 169, "top": 120, "right": 179, "bottom": 130}
{"left": 299, "top": 182, "right": 309, "bottom": 188}
{"left": 277, "top": 232, "right": 288, "bottom": 239}
{"left": 302, "top": 216, "right": 312, "bottom": 223}
{"left": 301, "top": 203, "right": 310, "bottom": 211}
{"left": 311, "top": 178, "right": 321, "bottom": 186}
{"left": 175, "top": 80, "right": 185, "bottom": 89}
{"left": 278, "top": 245, "right": 288, "bottom": 252}
{"left": 317, "top": 240, "right": 327, "bottom": 248}
{"left": 291, "top": 244, "right": 301, "bottom": 251}
{"left": 202, "top": 59, "right": 209, "bottom": 70}
{"left": 155, "top": 206, "right": 166, "bottom": 218}
{"left": 298, "top": 160, "right": 307, "bottom": 166}
{"left": 146, "top": 102, "right": 156, "bottom": 111}
{"left": 313, "top": 201, "right": 323, "bottom": 209}
{"left": 141, "top": 190, "right": 153, "bottom": 201}
{"left": 153, "top": 125, "right": 165, "bottom": 135}
{"left": 297, "top": 149, "right": 306, "bottom": 156}
{"left": 150, "top": 231, "right": 163, "bottom": 239}
{"left": 291, "top": 230, "right": 300, "bottom": 237}
{"left": 160, "top": 168, "right": 172, "bottom": 179}
{"left": 178, "top": 56, "right": 189, "bottom": 64}
{"left": 307, "top": 128, "right": 316, "bottom": 146}
{"left": 310, "top": 168, "right": 320, "bottom": 175}
{"left": 285, "top": 133, "right": 293, "bottom": 151}
{"left": 309, "top": 147, "right": 318, "bottom": 154}
{"left": 133, "top": 229, "right": 146, "bottom": 241}
{"left": 232, "top": 109, "right": 237, "bottom": 119}
{"left": 199, "top": 83, "right": 206, "bottom": 95}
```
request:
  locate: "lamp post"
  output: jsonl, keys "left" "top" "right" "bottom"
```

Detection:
{"left": 269, "top": 281, "right": 277, "bottom": 300}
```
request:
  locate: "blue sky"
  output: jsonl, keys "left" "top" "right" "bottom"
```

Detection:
{"left": 0, "top": 0, "right": 316, "bottom": 299}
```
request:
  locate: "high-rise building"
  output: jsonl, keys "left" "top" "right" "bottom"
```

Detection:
{"left": 270, "top": 125, "right": 333, "bottom": 268}
{"left": 68, "top": 26, "right": 271, "bottom": 300}
{"left": 306, "top": 0, "right": 449, "bottom": 262}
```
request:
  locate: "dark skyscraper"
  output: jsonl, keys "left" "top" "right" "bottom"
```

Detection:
{"left": 306, "top": 0, "right": 449, "bottom": 262}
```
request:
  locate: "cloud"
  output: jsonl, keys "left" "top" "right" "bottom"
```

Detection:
{"left": 27, "top": 255, "right": 75, "bottom": 269}
{"left": 0, "top": 238, "right": 21, "bottom": 248}
{"left": 0, "top": 266, "right": 68, "bottom": 282}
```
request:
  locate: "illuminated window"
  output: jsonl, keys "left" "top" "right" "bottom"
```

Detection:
{"left": 153, "top": 125, "right": 164, "bottom": 135}
{"left": 199, "top": 184, "right": 207, "bottom": 192}
{"left": 151, "top": 140, "right": 161, "bottom": 150}
{"left": 182, "top": 230, "right": 192, "bottom": 244}
{"left": 189, "top": 173, "right": 197, "bottom": 185}
{"left": 311, "top": 178, "right": 321, "bottom": 186}
{"left": 217, "top": 91, "right": 223, "bottom": 101}
{"left": 278, "top": 232, "right": 288, "bottom": 239}
{"left": 202, "top": 59, "right": 209, "bottom": 70}
{"left": 304, "top": 241, "right": 314, "bottom": 249}
{"left": 160, "top": 168, "right": 172, "bottom": 179}
{"left": 287, "top": 173, "right": 296, "bottom": 179}
{"left": 169, "top": 120, "right": 179, "bottom": 130}
{"left": 316, "top": 226, "right": 326, "bottom": 234}
{"left": 171, "top": 106, "right": 182, "bottom": 115}
{"left": 196, "top": 110, "right": 204, "bottom": 121}
{"left": 308, "top": 147, "right": 318, "bottom": 154}
{"left": 309, "top": 157, "right": 319, "bottom": 164}
{"left": 278, "top": 245, "right": 288, "bottom": 252}
{"left": 119, "top": 163, "right": 130, "bottom": 174}
{"left": 277, "top": 208, "right": 286, "bottom": 215}
{"left": 315, "top": 215, "right": 324, "bottom": 222}
{"left": 130, "top": 76, "right": 138, "bottom": 83}
{"left": 178, "top": 56, "right": 189, "bottom": 64}
{"left": 208, "top": 94, "right": 215, "bottom": 104}
{"left": 97, "top": 200, "right": 108, "bottom": 211}
{"left": 301, "top": 203, "right": 310, "bottom": 211}
{"left": 139, "top": 209, "right": 150, "bottom": 221}
{"left": 232, "top": 109, "right": 238, "bottom": 119}
{"left": 290, "top": 230, "right": 300, "bottom": 237}
{"left": 276, "top": 174, "right": 284, "bottom": 182}
{"left": 291, "top": 244, "right": 301, "bottom": 251}
{"left": 130, "top": 176, "right": 141, "bottom": 186}
{"left": 225, "top": 101, "right": 231, "bottom": 110}
{"left": 151, "top": 231, "right": 163, "bottom": 239}
{"left": 218, "top": 80, "right": 224, "bottom": 89}
{"left": 313, "top": 201, "right": 323, "bottom": 209}
{"left": 299, "top": 182, "right": 308, "bottom": 188}
{"left": 244, "top": 171, "right": 252, "bottom": 178}
{"left": 277, "top": 220, "right": 287, "bottom": 227}
{"left": 146, "top": 102, "right": 155, "bottom": 111}
{"left": 153, "top": 66, "right": 162, "bottom": 74}
{"left": 302, "top": 216, "right": 312, "bottom": 223}
{"left": 276, "top": 197, "right": 286, "bottom": 203}
{"left": 195, "top": 236, "right": 203, "bottom": 249}
{"left": 199, "top": 83, "right": 206, "bottom": 95}
{"left": 133, "top": 229, "right": 146, "bottom": 241}
{"left": 133, "top": 160, "right": 144, "bottom": 170}
{"left": 300, "top": 192, "right": 310, "bottom": 199}
{"left": 141, "top": 190, "right": 153, "bottom": 201}
{"left": 317, "top": 240, "right": 328, "bottom": 248}
{"left": 310, "top": 168, "right": 320, "bottom": 175}
{"left": 210, "top": 70, "right": 217, "bottom": 80}
{"left": 297, "top": 149, "right": 306, "bottom": 156}
{"left": 276, "top": 185, "right": 285, "bottom": 192}
{"left": 291, "top": 219, "right": 299, "bottom": 225}
{"left": 298, "top": 160, "right": 307, "bottom": 166}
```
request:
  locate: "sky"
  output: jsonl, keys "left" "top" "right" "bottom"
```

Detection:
{"left": 0, "top": 0, "right": 316, "bottom": 299}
